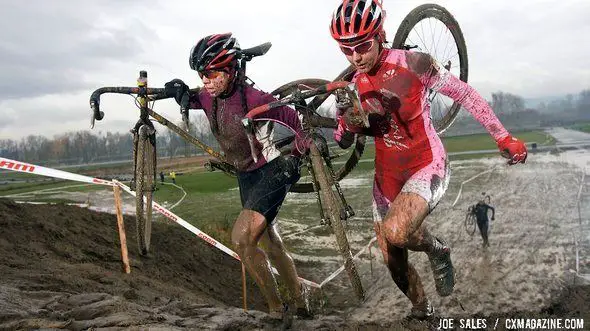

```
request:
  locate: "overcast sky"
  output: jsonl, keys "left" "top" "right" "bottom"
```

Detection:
{"left": 1, "top": 0, "right": 589, "bottom": 140}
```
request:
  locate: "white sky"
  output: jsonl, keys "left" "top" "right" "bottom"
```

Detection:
{"left": 1, "top": 0, "right": 589, "bottom": 140}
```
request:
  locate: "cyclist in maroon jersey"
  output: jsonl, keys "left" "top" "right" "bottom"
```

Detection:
{"left": 164, "top": 33, "right": 312, "bottom": 322}
{"left": 329, "top": 0, "right": 527, "bottom": 319}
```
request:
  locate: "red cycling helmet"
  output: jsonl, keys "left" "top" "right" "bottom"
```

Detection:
{"left": 189, "top": 33, "right": 240, "bottom": 72}
{"left": 330, "top": 0, "right": 386, "bottom": 46}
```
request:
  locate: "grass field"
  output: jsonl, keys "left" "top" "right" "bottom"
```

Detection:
{"left": 569, "top": 121, "right": 590, "bottom": 133}
{"left": 339, "top": 130, "right": 554, "bottom": 162}
{"left": 1, "top": 129, "right": 555, "bottom": 245}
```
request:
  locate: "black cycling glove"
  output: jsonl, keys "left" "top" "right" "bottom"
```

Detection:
{"left": 164, "top": 79, "right": 190, "bottom": 105}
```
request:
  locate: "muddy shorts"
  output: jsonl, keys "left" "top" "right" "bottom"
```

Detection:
{"left": 237, "top": 155, "right": 301, "bottom": 224}
{"left": 372, "top": 159, "right": 451, "bottom": 222}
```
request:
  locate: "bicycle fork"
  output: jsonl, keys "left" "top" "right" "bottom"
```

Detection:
{"left": 130, "top": 125, "right": 157, "bottom": 192}
{"left": 305, "top": 158, "right": 328, "bottom": 226}
{"left": 306, "top": 154, "right": 355, "bottom": 226}
{"left": 312, "top": 134, "right": 355, "bottom": 221}
{"left": 323, "top": 156, "right": 355, "bottom": 220}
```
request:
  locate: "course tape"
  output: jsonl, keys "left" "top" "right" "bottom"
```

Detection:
{"left": 319, "top": 237, "right": 377, "bottom": 287}
{"left": 1, "top": 157, "right": 364, "bottom": 289}
{"left": 113, "top": 180, "right": 321, "bottom": 289}
{"left": 0, "top": 157, "right": 114, "bottom": 187}
{"left": 451, "top": 166, "right": 496, "bottom": 207}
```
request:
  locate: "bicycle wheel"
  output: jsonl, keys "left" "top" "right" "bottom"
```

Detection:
{"left": 465, "top": 212, "right": 476, "bottom": 236}
{"left": 308, "top": 142, "right": 365, "bottom": 301}
{"left": 392, "top": 3, "right": 469, "bottom": 134}
{"left": 135, "top": 125, "right": 155, "bottom": 255}
{"left": 271, "top": 79, "right": 366, "bottom": 193}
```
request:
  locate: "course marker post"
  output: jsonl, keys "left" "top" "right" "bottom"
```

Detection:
{"left": 113, "top": 184, "right": 131, "bottom": 274}
{"left": 242, "top": 263, "right": 247, "bottom": 311}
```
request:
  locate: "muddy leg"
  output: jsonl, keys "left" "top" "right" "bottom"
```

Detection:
{"left": 381, "top": 192, "right": 437, "bottom": 253}
{"left": 259, "top": 223, "right": 308, "bottom": 311}
{"left": 231, "top": 209, "right": 282, "bottom": 313}
{"left": 374, "top": 222, "right": 429, "bottom": 310}
{"left": 381, "top": 192, "right": 454, "bottom": 297}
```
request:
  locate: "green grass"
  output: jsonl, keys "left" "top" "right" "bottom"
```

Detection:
{"left": 331, "top": 130, "right": 553, "bottom": 167}
{"left": 0, "top": 180, "right": 105, "bottom": 197}
{"left": 150, "top": 170, "right": 240, "bottom": 246}
{"left": 442, "top": 131, "right": 554, "bottom": 153}
{"left": 569, "top": 121, "right": 590, "bottom": 133}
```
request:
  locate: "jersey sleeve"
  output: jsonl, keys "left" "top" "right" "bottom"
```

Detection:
{"left": 188, "top": 91, "right": 203, "bottom": 109}
{"left": 413, "top": 52, "right": 510, "bottom": 141}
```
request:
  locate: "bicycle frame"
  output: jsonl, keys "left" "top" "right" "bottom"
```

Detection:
{"left": 242, "top": 81, "right": 364, "bottom": 222}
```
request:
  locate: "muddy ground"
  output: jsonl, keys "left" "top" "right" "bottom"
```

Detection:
{"left": 2, "top": 135, "right": 590, "bottom": 330}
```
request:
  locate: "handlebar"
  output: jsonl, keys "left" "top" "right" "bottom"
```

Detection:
{"left": 89, "top": 86, "right": 200, "bottom": 128}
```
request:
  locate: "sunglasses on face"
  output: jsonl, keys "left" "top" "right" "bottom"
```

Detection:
{"left": 198, "top": 70, "right": 224, "bottom": 80}
{"left": 339, "top": 39, "right": 375, "bottom": 56}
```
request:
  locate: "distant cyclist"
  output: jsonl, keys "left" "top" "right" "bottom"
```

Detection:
{"left": 164, "top": 33, "right": 311, "bottom": 323}
{"left": 329, "top": 0, "right": 527, "bottom": 320}
{"left": 474, "top": 193, "right": 495, "bottom": 248}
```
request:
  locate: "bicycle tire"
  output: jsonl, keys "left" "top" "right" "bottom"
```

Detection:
{"left": 465, "top": 211, "right": 476, "bottom": 236}
{"left": 392, "top": 3, "right": 469, "bottom": 134}
{"left": 135, "top": 126, "right": 154, "bottom": 255}
{"left": 309, "top": 142, "right": 365, "bottom": 301}
{"left": 271, "top": 79, "right": 366, "bottom": 193}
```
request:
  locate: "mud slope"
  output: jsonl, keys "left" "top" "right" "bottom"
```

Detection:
{"left": 0, "top": 188, "right": 589, "bottom": 330}
{"left": 0, "top": 198, "right": 270, "bottom": 330}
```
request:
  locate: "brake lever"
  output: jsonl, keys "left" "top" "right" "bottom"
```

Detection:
{"left": 241, "top": 118, "right": 259, "bottom": 163}
{"left": 180, "top": 92, "right": 190, "bottom": 131}
{"left": 89, "top": 100, "right": 104, "bottom": 129}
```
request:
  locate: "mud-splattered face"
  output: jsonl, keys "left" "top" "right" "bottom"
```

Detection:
{"left": 341, "top": 38, "right": 381, "bottom": 73}
{"left": 200, "top": 70, "right": 232, "bottom": 97}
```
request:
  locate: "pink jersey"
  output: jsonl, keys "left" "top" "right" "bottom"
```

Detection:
{"left": 341, "top": 48, "right": 508, "bottom": 206}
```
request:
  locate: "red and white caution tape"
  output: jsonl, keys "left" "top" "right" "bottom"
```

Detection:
{"left": 0, "top": 157, "right": 325, "bottom": 289}
{"left": 451, "top": 166, "right": 496, "bottom": 207}
{"left": 0, "top": 157, "right": 114, "bottom": 187}
{"left": 319, "top": 237, "right": 377, "bottom": 287}
{"left": 113, "top": 180, "right": 321, "bottom": 289}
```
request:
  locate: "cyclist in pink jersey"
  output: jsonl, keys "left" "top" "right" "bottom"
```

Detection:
{"left": 330, "top": 0, "right": 527, "bottom": 319}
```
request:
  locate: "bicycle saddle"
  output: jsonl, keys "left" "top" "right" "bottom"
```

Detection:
{"left": 240, "top": 42, "right": 272, "bottom": 59}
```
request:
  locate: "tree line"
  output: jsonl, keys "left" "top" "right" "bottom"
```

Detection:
{"left": 0, "top": 113, "right": 221, "bottom": 166}
{"left": 2, "top": 89, "right": 589, "bottom": 165}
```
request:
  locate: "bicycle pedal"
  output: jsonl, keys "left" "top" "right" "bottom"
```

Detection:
{"left": 346, "top": 206, "right": 355, "bottom": 218}
{"left": 339, "top": 210, "right": 348, "bottom": 220}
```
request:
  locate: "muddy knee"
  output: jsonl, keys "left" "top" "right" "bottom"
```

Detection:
{"left": 384, "top": 222, "right": 410, "bottom": 247}
{"left": 231, "top": 229, "right": 257, "bottom": 257}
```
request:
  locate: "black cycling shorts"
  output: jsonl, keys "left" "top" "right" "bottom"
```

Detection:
{"left": 237, "top": 155, "right": 301, "bottom": 224}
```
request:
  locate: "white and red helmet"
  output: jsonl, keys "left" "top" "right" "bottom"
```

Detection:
{"left": 330, "top": 0, "right": 386, "bottom": 45}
